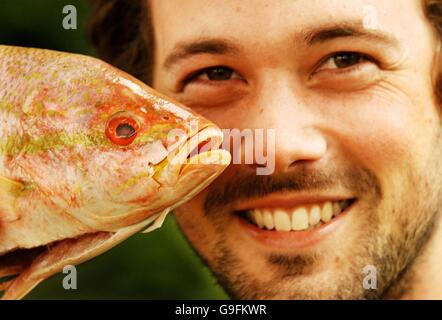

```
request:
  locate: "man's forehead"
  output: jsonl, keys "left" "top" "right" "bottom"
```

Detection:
{"left": 151, "top": 0, "right": 425, "bottom": 67}
{"left": 150, "top": 0, "right": 422, "bottom": 40}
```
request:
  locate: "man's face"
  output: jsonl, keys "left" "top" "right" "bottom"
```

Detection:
{"left": 151, "top": 0, "right": 442, "bottom": 299}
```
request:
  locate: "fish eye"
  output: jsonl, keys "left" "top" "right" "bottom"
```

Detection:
{"left": 116, "top": 123, "right": 136, "bottom": 139}
{"left": 105, "top": 113, "right": 139, "bottom": 146}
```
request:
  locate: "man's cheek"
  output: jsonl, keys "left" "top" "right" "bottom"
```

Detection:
{"left": 333, "top": 99, "right": 417, "bottom": 173}
{"left": 175, "top": 193, "right": 219, "bottom": 248}
{"left": 360, "top": 83, "right": 440, "bottom": 167}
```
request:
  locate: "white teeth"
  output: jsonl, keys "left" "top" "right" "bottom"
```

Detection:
{"left": 274, "top": 210, "right": 292, "bottom": 231}
{"left": 245, "top": 200, "right": 349, "bottom": 232}
{"left": 262, "top": 210, "right": 275, "bottom": 230}
{"left": 291, "top": 207, "right": 309, "bottom": 231}
{"left": 321, "top": 201, "right": 333, "bottom": 222}
{"left": 252, "top": 210, "right": 264, "bottom": 228}
{"left": 309, "top": 205, "right": 321, "bottom": 226}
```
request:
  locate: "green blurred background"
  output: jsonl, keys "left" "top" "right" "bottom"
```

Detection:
{"left": 0, "top": 0, "right": 228, "bottom": 299}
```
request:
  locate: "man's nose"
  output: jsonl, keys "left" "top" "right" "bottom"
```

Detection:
{"left": 247, "top": 77, "right": 327, "bottom": 174}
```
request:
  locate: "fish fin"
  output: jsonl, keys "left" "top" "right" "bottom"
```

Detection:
{"left": 0, "top": 249, "right": 42, "bottom": 295}
{"left": 0, "top": 176, "right": 25, "bottom": 222}
{"left": 141, "top": 208, "right": 171, "bottom": 233}
{"left": 0, "top": 247, "right": 46, "bottom": 278}
{"left": 0, "top": 279, "right": 14, "bottom": 292}
{"left": 0, "top": 215, "right": 158, "bottom": 300}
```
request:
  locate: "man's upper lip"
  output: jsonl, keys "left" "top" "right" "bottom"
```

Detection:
{"left": 234, "top": 192, "right": 354, "bottom": 211}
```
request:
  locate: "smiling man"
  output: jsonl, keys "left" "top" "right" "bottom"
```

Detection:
{"left": 90, "top": 0, "right": 442, "bottom": 299}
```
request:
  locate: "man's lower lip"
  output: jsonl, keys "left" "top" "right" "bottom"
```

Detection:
{"left": 236, "top": 202, "right": 354, "bottom": 250}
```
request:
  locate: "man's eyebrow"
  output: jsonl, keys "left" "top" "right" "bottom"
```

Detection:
{"left": 303, "top": 23, "right": 400, "bottom": 47}
{"left": 163, "top": 38, "right": 240, "bottom": 70}
{"left": 163, "top": 23, "right": 400, "bottom": 70}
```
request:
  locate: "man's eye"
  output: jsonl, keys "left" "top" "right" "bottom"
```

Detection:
{"left": 316, "top": 52, "right": 371, "bottom": 72}
{"left": 186, "top": 66, "right": 240, "bottom": 83}
{"left": 204, "top": 67, "right": 234, "bottom": 80}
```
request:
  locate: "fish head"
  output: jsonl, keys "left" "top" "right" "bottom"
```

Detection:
{"left": 70, "top": 72, "right": 231, "bottom": 230}
{"left": 78, "top": 75, "right": 230, "bottom": 229}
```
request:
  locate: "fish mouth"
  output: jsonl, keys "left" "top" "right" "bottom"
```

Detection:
{"left": 144, "top": 124, "right": 231, "bottom": 212}
{"left": 152, "top": 125, "right": 231, "bottom": 185}
{"left": 163, "top": 124, "right": 231, "bottom": 204}
{"left": 173, "top": 125, "right": 231, "bottom": 170}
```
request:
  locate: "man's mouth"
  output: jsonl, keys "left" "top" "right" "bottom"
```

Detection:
{"left": 237, "top": 199, "right": 354, "bottom": 232}
{"left": 233, "top": 196, "right": 357, "bottom": 249}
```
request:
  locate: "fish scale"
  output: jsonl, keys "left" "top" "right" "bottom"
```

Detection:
{"left": 0, "top": 45, "right": 231, "bottom": 299}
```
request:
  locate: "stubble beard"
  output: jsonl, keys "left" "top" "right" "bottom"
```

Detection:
{"left": 194, "top": 162, "right": 442, "bottom": 300}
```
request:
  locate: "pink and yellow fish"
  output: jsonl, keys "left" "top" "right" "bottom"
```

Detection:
{"left": 0, "top": 46, "right": 230, "bottom": 299}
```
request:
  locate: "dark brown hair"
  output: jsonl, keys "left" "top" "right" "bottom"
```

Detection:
{"left": 89, "top": 0, "right": 154, "bottom": 84}
{"left": 89, "top": 0, "right": 442, "bottom": 95}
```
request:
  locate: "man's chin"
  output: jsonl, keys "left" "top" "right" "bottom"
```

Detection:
{"left": 210, "top": 247, "right": 370, "bottom": 300}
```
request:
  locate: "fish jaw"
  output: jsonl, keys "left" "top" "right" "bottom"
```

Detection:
{"left": 143, "top": 125, "right": 231, "bottom": 212}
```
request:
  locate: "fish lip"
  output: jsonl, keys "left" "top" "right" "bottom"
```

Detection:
{"left": 150, "top": 123, "right": 225, "bottom": 176}
{"left": 169, "top": 124, "right": 227, "bottom": 168}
